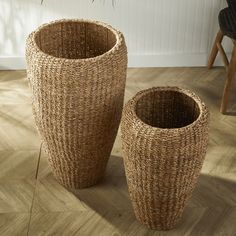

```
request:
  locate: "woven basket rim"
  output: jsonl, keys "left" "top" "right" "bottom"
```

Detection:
{"left": 126, "top": 86, "right": 209, "bottom": 132}
{"left": 28, "top": 18, "right": 124, "bottom": 62}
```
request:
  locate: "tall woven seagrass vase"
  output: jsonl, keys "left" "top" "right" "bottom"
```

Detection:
{"left": 121, "top": 87, "right": 209, "bottom": 230}
{"left": 26, "top": 19, "right": 127, "bottom": 189}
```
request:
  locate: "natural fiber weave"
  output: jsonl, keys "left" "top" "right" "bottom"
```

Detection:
{"left": 26, "top": 19, "right": 127, "bottom": 189}
{"left": 121, "top": 87, "right": 209, "bottom": 230}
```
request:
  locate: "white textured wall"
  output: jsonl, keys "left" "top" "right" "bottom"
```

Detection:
{"left": 0, "top": 0, "right": 230, "bottom": 69}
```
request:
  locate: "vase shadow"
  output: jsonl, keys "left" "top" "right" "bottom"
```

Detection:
{"left": 223, "top": 111, "right": 236, "bottom": 116}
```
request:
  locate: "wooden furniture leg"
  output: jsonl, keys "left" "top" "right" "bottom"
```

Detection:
{"left": 217, "top": 42, "right": 229, "bottom": 70}
{"left": 220, "top": 43, "right": 236, "bottom": 113}
{"left": 208, "top": 31, "right": 224, "bottom": 69}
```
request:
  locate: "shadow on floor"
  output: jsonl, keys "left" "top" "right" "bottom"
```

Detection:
{"left": 69, "top": 155, "right": 236, "bottom": 236}
{"left": 223, "top": 111, "right": 236, "bottom": 116}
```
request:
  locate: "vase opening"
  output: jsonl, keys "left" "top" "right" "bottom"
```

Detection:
{"left": 135, "top": 89, "right": 201, "bottom": 129}
{"left": 34, "top": 20, "right": 117, "bottom": 59}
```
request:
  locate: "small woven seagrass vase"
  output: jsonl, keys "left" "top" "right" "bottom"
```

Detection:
{"left": 121, "top": 87, "right": 209, "bottom": 230}
{"left": 26, "top": 19, "right": 127, "bottom": 189}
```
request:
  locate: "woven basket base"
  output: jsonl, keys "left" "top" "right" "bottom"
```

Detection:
{"left": 54, "top": 173, "right": 105, "bottom": 189}
{"left": 135, "top": 213, "right": 182, "bottom": 231}
{"left": 44, "top": 144, "right": 108, "bottom": 189}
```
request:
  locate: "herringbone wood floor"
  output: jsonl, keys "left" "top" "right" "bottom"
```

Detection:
{"left": 1, "top": 68, "right": 236, "bottom": 236}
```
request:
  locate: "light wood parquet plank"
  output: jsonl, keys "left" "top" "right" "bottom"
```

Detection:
{"left": 0, "top": 213, "right": 30, "bottom": 236}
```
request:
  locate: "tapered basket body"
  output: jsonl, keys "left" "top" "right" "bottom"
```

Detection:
{"left": 121, "top": 87, "right": 209, "bottom": 230}
{"left": 26, "top": 19, "right": 127, "bottom": 189}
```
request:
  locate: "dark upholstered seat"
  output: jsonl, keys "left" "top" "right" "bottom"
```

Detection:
{"left": 227, "top": 0, "right": 236, "bottom": 10}
{"left": 219, "top": 7, "right": 236, "bottom": 39}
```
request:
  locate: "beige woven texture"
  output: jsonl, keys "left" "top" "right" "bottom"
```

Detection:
{"left": 26, "top": 19, "right": 127, "bottom": 189}
{"left": 121, "top": 87, "right": 209, "bottom": 230}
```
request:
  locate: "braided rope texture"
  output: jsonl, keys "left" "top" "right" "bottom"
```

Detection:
{"left": 121, "top": 87, "right": 209, "bottom": 230}
{"left": 26, "top": 19, "right": 127, "bottom": 189}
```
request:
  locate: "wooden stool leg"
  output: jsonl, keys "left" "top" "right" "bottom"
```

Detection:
{"left": 220, "top": 44, "right": 236, "bottom": 113}
{"left": 208, "top": 30, "right": 224, "bottom": 69}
